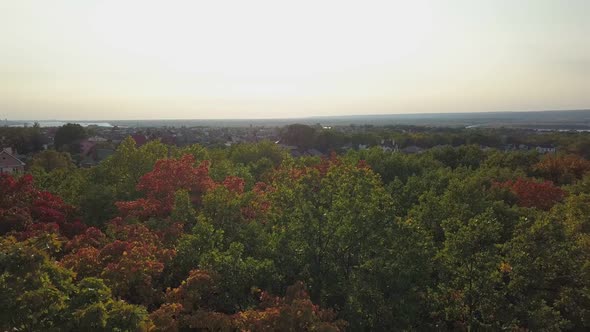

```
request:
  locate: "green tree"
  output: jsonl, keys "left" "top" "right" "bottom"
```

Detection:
{"left": 432, "top": 210, "right": 505, "bottom": 330}
{"left": 346, "top": 220, "right": 434, "bottom": 330}
{"left": 268, "top": 158, "right": 393, "bottom": 312}
{"left": 54, "top": 123, "right": 87, "bottom": 152}
{"left": 31, "top": 150, "right": 75, "bottom": 172}
{"left": 69, "top": 277, "right": 149, "bottom": 331}
{"left": 0, "top": 237, "right": 74, "bottom": 331}
{"left": 280, "top": 124, "right": 318, "bottom": 150}
{"left": 92, "top": 136, "right": 168, "bottom": 200}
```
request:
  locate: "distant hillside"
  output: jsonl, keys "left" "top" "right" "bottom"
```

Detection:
{"left": 6, "top": 109, "right": 590, "bottom": 129}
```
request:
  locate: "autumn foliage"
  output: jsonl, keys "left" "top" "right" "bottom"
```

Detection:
{"left": 116, "top": 155, "right": 215, "bottom": 219}
{"left": 61, "top": 220, "right": 176, "bottom": 306}
{"left": 494, "top": 178, "right": 566, "bottom": 210}
{"left": 234, "top": 281, "right": 347, "bottom": 332}
{"left": 534, "top": 154, "right": 590, "bottom": 184}
{"left": 150, "top": 271, "right": 345, "bottom": 332}
{"left": 3, "top": 139, "right": 590, "bottom": 331}
{"left": 0, "top": 173, "right": 85, "bottom": 238}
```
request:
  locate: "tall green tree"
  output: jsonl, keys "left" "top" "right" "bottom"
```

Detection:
{"left": 54, "top": 123, "right": 87, "bottom": 152}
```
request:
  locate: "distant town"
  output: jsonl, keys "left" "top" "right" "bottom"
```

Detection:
{"left": 4, "top": 112, "right": 589, "bottom": 174}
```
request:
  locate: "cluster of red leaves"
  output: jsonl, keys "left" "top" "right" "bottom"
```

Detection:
{"left": 149, "top": 270, "right": 234, "bottom": 331}
{"left": 150, "top": 271, "right": 345, "bottom": 332}
{"left": 61, "top": 220, "right": 176, "bottom": 306}
{"left": 116, "top": 155, "right": 215, "bottom": 219}
{"left": 222, "top": 176, "right": 245, "bottom": 195}
{"left": 494, "top": 178, "right": 566, "bottom": 210}
{"left": 356, "top": 159, "right": 370, "bottom": 170}
{"left": 280, "top": 153, "right": 343, "bottom": 184}
{"left": 0, "top": 173, "right": 84, "bottom": 239}
{"left": 534, "top": 154, "right": 590, "bottom": 183}
{"left": 233, "top": 281, "right": 347, "bottom": 332}
{"left": 115, "top": 154, "right": 274, "bottom": 230}
{"left": 315, "top": 152, "right": 341, "bottom": 177}
{"left": 285, "top": 153, "right": 370, "bottom": 184}
{"left": 64, "top": 226, "right": 107, "bottom": 251}
{"left": 241, "top": 182, "right": 274, "bottom": 221}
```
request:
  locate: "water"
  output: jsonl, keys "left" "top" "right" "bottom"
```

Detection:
{"left": 9, "top": 121, "right": 113, "bottom": 128}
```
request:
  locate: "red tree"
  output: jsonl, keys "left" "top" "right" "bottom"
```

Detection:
{"left": 233, "top": 281, "right": 347, "bottom": 331}
{"left": 534, "top": 154, "right": 590, "bottom": 184}
{"left": 116, "top": 155, "right": 215, "bottom": 219}
{"left": 0, "top": 173, "right": 84, "bottom": 238}
{"left": 61, "top": 219, "right": 176, "bottom": 306}
{"left": 494, "top": 178, "right": 566, "bottom": 210}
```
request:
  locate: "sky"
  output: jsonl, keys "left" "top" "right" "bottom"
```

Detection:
{"left": 1, "top": 0, "right": 589, "bottom": 120}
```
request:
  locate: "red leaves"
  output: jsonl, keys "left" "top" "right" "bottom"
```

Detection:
{"left": 60, "top": 219, "right": 177, "bottom": 306}
{"left": 116, "top": 155, "right": 215, "bottom": 219}
{"left": 222, "top": 176, "right": 245, "bottom": 195}
{"left": 165, "top": 269, "right": 218, "bottom": 310}
{"left": 150, "top": 270, "right": 235, "bottom": 331}
{"left": 534, "top": 154, "right": 590, "bottom": 184}
{"left": 0, "top": 173, "right": 84, "bottom": 238}
{"left": 99, "top": 238, "right": 172, "bottom": 305}
{"left": 116, "top": 198, "right": 162, "bottom": 219}
{"left": 151, "top": 273, "right": 346, "bottom": 331}
{"left": 60, "top": 247, "right": 102, "bottom": 279}
{"left": 65, "top": 227, "right": 107, "bottom": 252}
{"left": 494, "top": 178, "right": 566, "bottom": 210}
{"left": 233, "top": 281, "right": 346, "bottom": 331}
{"left": 138, "top": 155, "right": 215, "bottom": 203}
{"left": 315, "top": 152, "right": 341, "bottom": 178}
{"left": 356, "top": 159, "right": 370, "bottom": 170}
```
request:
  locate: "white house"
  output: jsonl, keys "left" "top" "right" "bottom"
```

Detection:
{"left": 0, "top": 149, "right": 25, "bottom": 174}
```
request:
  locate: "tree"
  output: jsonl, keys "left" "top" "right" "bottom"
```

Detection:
{"left": 280, "top": 124, "right": 318, "bottom": 150}
{"left": 268, "top": 156, "right": 393, "bottom": 311}
{"left": 0, "top": 237, "right": 149, "bottom": 331}
{"left": 234, "top": 281, "right": 347, "bottom": 331}
{"left": 345, "top": 221, "right": 434, "bottom": 330}
{"left": 0, "top": 173, "right": 85, "bottom": 239}
{"left": 61, "top": 220, "right": 176, "bottom": 307}
{"left": 149, "top": 270, "right": 233, "bottom": 331}
{"left": 502, "top": 213, "right": 590, "bottom": 330}
{"left": 0, "top": 124, "right": 44, "bottom": 154}
{"left": 92, "top": 136, "right": 168, "bottom": 201}
{"left": 115, "top": 154, "right": 215, "bottom": 220}
{"left": 0, "top": 236, "right": 74, "bottom": 331}
{"left": 494, "top": 178, "right": 566, "bottom": 210}
{"left": 432, "top": 211, "right": 505, "bottom": 330}
{"left": 534, "top": 154, "right": 590, "bottom": 185}
{"left": 69, "top": 277, "right": 150, "bottom": 331}
{"left": 54, "top": 123, "right": 87, "bottom": 152}
{"left": 150, "top": 272, "right": 346, "bottom": 332}
{"left": 31, "top": 150, "right": 75, "bottom": 172}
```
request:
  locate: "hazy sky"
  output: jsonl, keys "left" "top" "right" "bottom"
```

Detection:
{"left": 1, "top": 0, "right": 589, "bottom": 120}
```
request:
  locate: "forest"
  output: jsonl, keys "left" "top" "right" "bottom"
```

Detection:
{"left": 2, "top": 136, "right": 590, "bottom": 331}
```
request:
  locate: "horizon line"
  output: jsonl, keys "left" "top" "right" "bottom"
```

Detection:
{"left": 5, "top": 108, "right": 590, "bottom": 123}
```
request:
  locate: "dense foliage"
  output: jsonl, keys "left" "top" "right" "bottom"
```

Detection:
{"left": 2, "top": 137, "right": 590, "bottom": 331}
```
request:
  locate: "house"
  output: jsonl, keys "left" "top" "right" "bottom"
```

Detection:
{"left": 380, "top": 139, "right": 398, "bottom": 152}
{"left": 0, "top": 149, "right": 25, "bottom": 174}
{"left": 305, "top": 149, "right": 324, "bottom": 157}
{"left": 88, "top": 136, "right": 108, "bottom": 143}
{"left": 402, "top": 145, "right": 424, "bottom": 154}
{"left": 536, "top": 145, "right": 556, "bottom": 154}
{"left": 131, "top": 134, "right": 148, "bottom": 147}
{"left": 80, "top": 148, "right": 115, "bottom": 168}
{"left": 79, "top": 139, "right": 97, "bottom": 156}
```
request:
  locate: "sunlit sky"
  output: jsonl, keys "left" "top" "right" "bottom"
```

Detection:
{"left": 1, "top": 0, "right": 589, "bottom": 120}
